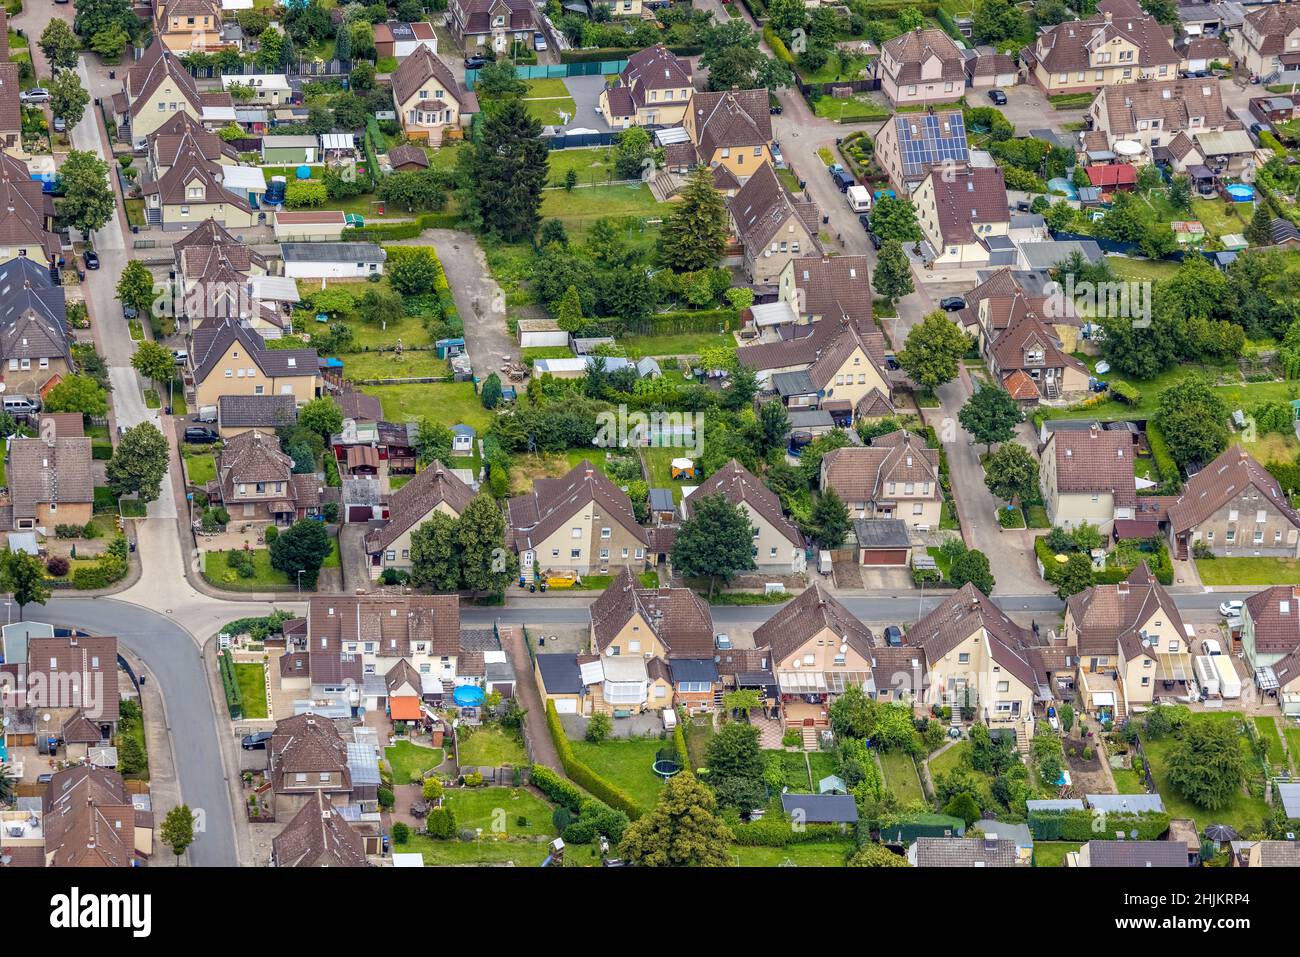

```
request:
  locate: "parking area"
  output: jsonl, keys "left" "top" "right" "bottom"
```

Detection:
{"left": 560, "top": 75, "right": 613, "bottom": 133}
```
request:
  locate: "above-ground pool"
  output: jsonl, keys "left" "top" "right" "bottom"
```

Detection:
{"left": 1047, "top": 178, "right": 1078, "bottom": 200}
{"left": 1226, "top": 183, "right": 1255, "bottom": 202}
{"left": 453, "top": 685, "right": 485, "bottom": 707}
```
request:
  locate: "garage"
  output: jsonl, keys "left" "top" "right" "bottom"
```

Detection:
{"left": 553, "top": 698, "right": 578, "bottom": 714}
{"left": 347, "top": 505, "right": 373, "bottom": 522}
{"left": 855, "top": 518, "right": 912, "bottom": 567}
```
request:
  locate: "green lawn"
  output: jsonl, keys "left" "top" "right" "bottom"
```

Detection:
{"left": 1196, "top": 557, "right": 1300, "bottom": 585}
{"left": 764, "top": 748, "right": 813, "bottom": 791}
{"left": 385, "top": 741, "right": 446, "bottom": 784}
{"left": 685, "top": 719, "right": 714, "bottom": 772}
{"left": 234, "top": 663, "right": 268, "bottom": 719}
{"left": 733, "top": 841, "right": 853, "bottom": 866}
{"left": 807, "top": 751, "right": 839, "bottom": 787}
{"left": 540, "top": 183, "right": 667, "bottom": 232}
{"left": 1141, "top": 713, "right": 1270, "bottom": 833}
{"left": 546, "top": 146, "right": 617, "bottom": 188}
{"left": 443, "top": 786, "right": 556, "bottom": 838}
{"left": 201, "top": 541, "right": 339, "bottom": 591}
{"left": 360, "top": 381, "right": 494, "bottom": 432}
{"left": 335, "top": 350, "right": 449, "bottom": 381}
{"left": 1286, "top": 726, "right": 1300, "bottom": 773}
{"left": 456, "top": 723, "right": 529, "bottom": 768}
{"left": 524, "top": 78, "right": 571, "bottom": 98}
{"left": 878, "top": 750, "right": 925, "bottom": 804}
{"left": 1105, "top": 255, "right": 1182, "bottom": 283}
{"left": 1254, "top": 716, "right": 1288, "bottom": 770}
{"left": 569, "top": 736, "right": 667, "bottom": 811}
{"left": 1190, "top": 197, "right": 1251, "bottom": 239}
{"left": 524, "top": 95, "right": 578, "bottom": 127}
{"left": 640, "top": 446, "right": 695, "bottom": 503}
{"left": 1111, "top": 767, "right": 1147, "bottom": 794}
{"left": 926, "top": 740, "right": 969, "bottom": 782}
{"left": 400, "top": 830, "right": 552, "bottom": 866}
{"left": 184, "top": 452, "right": 216, "bottom": 487}
{"left": 622, "top": 332, "right": 735, "bottom": 358}
{"left": 812, "top": 94, "right": 890, "bottom": 123}
{"left": 1033, "top": 841, "right": 1082, "bottom": 867}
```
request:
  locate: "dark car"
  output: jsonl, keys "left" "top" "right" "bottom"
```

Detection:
{"left": 884, "top": 354, "right": 900, "bottom": 370}
{"left": 464, "top": 55, "right": 488, "bottom": 69}
{"left": 241, "top": 731, "right": 273, "bottom": 750}
{"left": 769, "top": 92, "right": 783, "bottom": 115}
{"left": 184, "top": 426, "right": 219, "bottom": 444}
{"left": 832, "top": 170, "right": 855, "bottom": 192}
{"left": 83, "top": 249, "right": 99, "bottom": 270}
{"left": 940, "top": 296, "right": 967, "bottom": 312}
{"left": 988, "top": 88, "right": 1008, "bottom": 106}
{"left": 867, "top": 231, "right": 882, "bottom": 250}
{"left": 883, "top": 626, "right": 904, "bottom": 647}
{"left": 858, "top": 213, "right": 871, "bottom": 231}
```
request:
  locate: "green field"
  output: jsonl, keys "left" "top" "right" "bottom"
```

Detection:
{"left": 1141, "top": 713, "right": 1270, "bottom": 833}
{"left": 443, "top": 786, "right": 556, "bottom": 838}
{"left": 400, "top": 831, "right": 552, "bottom": 866}
{"left": 456, "top": 724, "right": 529, "bottom": 768}
{"left": 569, "top": 736, "right": 667, "bottom": 811}
{"left": 184, "top": 452, "right": 216, "bottom": 487}
{"left": 540, "top": 183, "right": 667, "bottom": 231}
{"left": 1111, "top": 767, "right": 1147, "bottom": 794}
{"left": 1254, "top": 716, "right": 1288, "bottom": 770}
{"left": 524, "top": 95, "right": 578, "bottom": 127}
{"left": 878, "top": 750, "right": 925, "bottom": 804}
{"left": 1196, "top": 557, "right": 1300, "bottom": 585}
{"left": 360, "top": 381, "right": 494, "bottom": 432}
{"left": 234, "top": 663, "right": 268, "bottom": 719}
{"left": 1033, "top": 841, "right": 1082, "bottom": 867}
{"left": 813, "top": 95, "right": 889, "bottom": 123}
{"left": 546, "top": 146, "right": 617, "bottom": 188}
{"left": 1105, "top": 255, "right": 1182, "bottom": 283}
{"left": 622, "top": 332, "right": 735, "bottom": 358}
{"left": 202, "top": 541, "right": 339, "bottom": 591}
{"left": 335, "top": 350, "right": 450, "bottom": 381}
{"left": 385, "top": 741, "right": 445, "bottom": 784}
{"left": 733, "top": 841, "right": 853, "bottom": 866}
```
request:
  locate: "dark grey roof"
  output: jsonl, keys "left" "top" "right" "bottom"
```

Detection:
{"left": 914, "top": 837, "right": 1019, "bottom": 867}
{"left": 1043, "top": 419, "right": 1101, "bottom": 433}
{"left": 667, "top": 658, "right": 718, "bottom": 684}
{"left": 459, "top": 628, "right": 500, "bottom": 654}
{"left": 789, "top": 409, "right": 835, "bottom": 430}
{"left": 781, "top": 793, "right": 858, "bottom": 824}
{"left": 0, "top": 257, "right": 66, "bottom": 330}
{"left": 536, "top": 654, "right": 583, "bottom": 695}
{"left": 772, "top": 370, "right": 817, "bottom": 396}
{"left": 1086, "top": 793, "right": 1165, "bottom": 814}
{"left": 280, "top": 242, "right": 386, "bottom": 263}
{"left": 218, "top": 393, "right": 298, "bottom": 429}
{"left": 1085, "top": 840, "right": 1189, "bottom": 867}
{"left": 854, "top": 518, "right": 911, "bottom": 549}
{"left": 648, "top": 488, "right": 675, "bottom": 512}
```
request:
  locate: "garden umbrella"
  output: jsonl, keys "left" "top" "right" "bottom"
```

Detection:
{"left": 1204, "top": 824, "right": 1238, "bottom": 843}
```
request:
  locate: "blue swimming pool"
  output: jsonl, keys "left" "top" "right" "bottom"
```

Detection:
{"left": 1226, "top": 183, "right": 1255, "bottom": 202}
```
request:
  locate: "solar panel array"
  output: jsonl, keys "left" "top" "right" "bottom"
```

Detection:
{"left": 896, "top": 112, "right": 969, "bottom": 178}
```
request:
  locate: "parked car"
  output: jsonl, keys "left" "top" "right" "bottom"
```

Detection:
{"left": 464, "top": 55, "right": 488, "bottom": 69}
{"left": 858, "top": 213, "right": 871, "bottom": 231}
{"left": 173, "top": 349, "right": 188, "bottom": 365}
{"left": 37, "top": 773, "right": 53, "bottom": 784}
{"left": 241, "top": 731, "right": 273, "bottom": 750}
{"left": 53, "top": 117, "right": 66, "bottom": 133}
{"left": 1219, "top": 600, "right": 1244, "bottom": 618}
{"left": 83, "top": 249, "right": 99, "bottom": 270}
{"left": 883, "top": 626, "right": 904, "bottom": 647}
{"left": 940, "top": 296, "right": 967, "bottom": 311}
{"left": 827, "top": 162, "right": 845, "bottom": 177}
{"left": 832, "top": 170, "right": 855, "bottom": 192}
{"left": 988, "top": 88, "right": 1008, "bottom": 105}
{"left": 19, "top": 88, "right": 50, "bottom": 104}
{"left": 867, "top": 231, "right": 882, "bottom": 250}
{"left": 534, "top": 32, "right": 547, "bottom": 50}
{"left": 771, "top": 141, "right": 786, "bottom": 169}
{"left": 184, "top": 426, "right": 219, "bottom": 444}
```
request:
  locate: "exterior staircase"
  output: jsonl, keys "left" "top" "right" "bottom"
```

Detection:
{"left": 1044, "top": 377, "right": 1060, "bottom": 400}
{"left": 712, "top": 688, "right": 725, "bottom": 711}
{"left": 1014, "top": 722, "right": 1030, "bottom": 756}
{"left": 145, "top": 206, "right": 162, "bottom": 226}
{"left": 801, "top": 726, "right": 819, "bottom": 751}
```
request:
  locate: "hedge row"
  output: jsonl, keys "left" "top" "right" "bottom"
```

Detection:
{"left": 625, "top": 308, "right": 737, "bottom": 337}
{"left": 1143, "top": 421, "right": 1181, "bottom": 494}
{"left": 543, "top": 700, "right": 643, "bottom": 819}
{"left": 1028, "top": 809, "right": 1170, "bottom": 842}
{"left": 530, "top": 763, "right": 584, "bottom": 813}
{"left": 218, "top": 649, "right": 244, "bottom": 720}
{"left": 343, "top": 212, "right": 459, "bottom": 242}
{"left": 731, "top": 818, "right": 850, "bottom": 846}
{"left": 559, "top": 44, "right": 702, "bottom": 64}
{"left": 673, "top": 709, "right": 689, "bottom": 771}
{"left": 91, "top": 440, "right": 113, "bottom": 461}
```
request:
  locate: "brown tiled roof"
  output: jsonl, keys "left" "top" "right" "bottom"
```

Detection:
{"left": 279, "top": 651, "right": 309, "bottom": 678}
{"left": 307, "top": 594, "right": 462, "bottom": 659}
{"left": 737, "top": 314, "right": 886, "bottom": 381}
{"left": 0, "top": 846, "right": 44, "bottom": 867}
{"left": 0, "top": 168, "right": 57, "bottom": 260}
{"left": 619, "top": 44, "right": 692, "bottom": 109}
{"left": 218, "top": 394, "right": 297, "bottom": 430}
{"left": 856, "top": 388, "right": 895, "bottom": 418}
{"left": 151, "top": 110, "right": 240, "bottom": 167}
{"left": 507, "top": 459, "right": 646, "bottom": 552}
{"left": 908, "top": 584, "right": 1037, "bottom": 691}
{"left": 589, "top": 567, "right": 715, "bottom": 657}
{"left": 62, "top": 711, "right": 104, "bottom": 744}
{"left": 364, "top": 461, "right": 476, "bottom": 553}
{"left": 273, "top": 790, "right": 368, "bottom": 867}
{"left": 1167, "top": 445, "right": 1300, "bottom": 536}
{"left": 1025, "top": 9, "right": 1178, "bottom": 76}
{"left": 0, "top": 307, "right": 72, "bottom": 366}
{"left": 690, "top": 88, "right": 771, "bottom": 157}
{"left": 1046, "top": 424, "right": 1137, "bottom": 506}
{"left": 385, "top": 657, "right": 423, "bottom": 696}
{"left": 387, "top": 144, "right": 429, "bottom": 169}
{"left": 881, "top": 29, "right": 965, "bottom": 86}
{"left": 1241, "top": 2, "right": 1300, "bottom": 58}
{"left": 1098, "top": 78, "right": 1227, "bottom": 138}
{"left": 336, "top": 391, "right": 383, "bottom": 423}
{"left": 789, "top": 255, "right": 873, "bottom": 326}
{"left": 1002, "top": 369, "right": 1039, "bottom": 401}
{"left": 965, "top": 47, "right": 1016, "bottom": 80}
{"left": 8, "top": 437, "right": 93, "bottom": 520}
{"left": 820, "top": 431, "right": 940, "bottom": 504}
{"left": 173, "top": 217, "right": 268, "bottom": 274}
{"left": 686, "top": 458, "right": 802, "bottom": 547}
{"left": 42, "top": 766, "right": 134, "bottom": 867}
{"left": 40, "top": 413, "right": 84, "bottom": 438}
{"left": 26, "top": 635, "right": 120, "bottom": 721}
{"left": 603, "top": 85, "right": 634, "bottom": 118}
{"left": 990, "top": 311, "right": 1088, "bottom": 385}
{"left": 127, "top": 38, "right": 205, "bottom": 119}
{"left": 1255, "top": 841, "right": 1300, "bottom": 867}
{"left": 1244, "top": 586, "right": 1300, "bottom": 656}
{"left": 729, "top": 163, "right": 822, "bottom": 259}
{"left": 1275, "top": 644, "right": 1300, "bottom": 692}
{"left": 809, "top": 319, "right": 891, "bottom": 390}
{"left": 915, "top": 836, "right": 1021, "bottom": 867}
{"left": 753, "top": 582, "right": 873, "bottom": 665}
{"left": 1066, "top": 563, "right": 1184, "bottom": 658}
{"left": 451, "top": 0, "right": 535, "bottom": 36}
{"left": 0, "top": 62, "right": 19, "bottom": 135}
{"left": 392, "top": 45, "right": 471, "bottom": 110}
{"left": 925, "top": 166, "right": 1009, "bottom": 246}
{"left": 1181, "top": 36, "right": 1230, "bottom": 62}
{"left": 218, "top": 429, "right": 293, "bottom": 492}
{"left": 1084, "top": 839, "right": 1189, "bottom": 867}
{"left": 143, "top": 146, "right": 251, "bottom": 212}
{"left": 190, "top": 317, "right": 318, "bottom": 386}
{"left": 270, "top": 713, "right": 351, "bottom": 793}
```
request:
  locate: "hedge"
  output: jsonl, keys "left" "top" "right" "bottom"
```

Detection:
{"left": 625, "top": 308, "right": 737, "bottom": 337}
{"left": 530, "top": 763, "right": 585, "bottom": 813}
{"left": 91, "top": 440, "right": 113, "bottom": 461}
{"left": 218, "top": 649, "right": 244, "bottom": 719}
{"left": 673, "top": 709, "right": 689, "bottom": 771}
{"left": 731, "top": 818, "right": 850, "bottom": 846}
{"left": 763, "top": 27, "right": 794, "bottom": 68}
{"left": 560, "top": 45, "right": 702, "bottom": 63}
{"left": 1143, "top": 421, "right": 1180, "bottom": 494}
{"left": 1028, "top": 809, "right": 1170, "bottom": 841}
{"left": 543, "top": 700, "right": 643, "bottom": 819}
{"left": 72, "top": 554, "right": 128, "bottom": 590}
{"left": 343, "top": 212, "right": 460, "bottom": 242}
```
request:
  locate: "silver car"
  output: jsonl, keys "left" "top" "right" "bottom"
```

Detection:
{"left": 20, "top": 88, "right": 50, "bottom": 104}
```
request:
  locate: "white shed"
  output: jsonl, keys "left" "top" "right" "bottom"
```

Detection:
{"left": 281, "top": 242, "right": 387, "bottom": 279}
{"left": 517, "top": 318, "right": 568, "bottom": 348}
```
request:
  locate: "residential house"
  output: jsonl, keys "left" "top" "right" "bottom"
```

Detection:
{"left": 820, "top": 430, "right": 943, "bottom": 528}
{"left": 363, "top": 462, "right": 476, "bottom": 578}
{"left": 216, "top": 394, "right": 298, "bottom": 439}
{"left": 878, "top": 28, "right": 967, "bottom": 107}
{"left": 659, "top": 88, "right": 772, "bottom": 186}
{"left": 1180, "top": 35, "right": 1230, "bottom": 73}
{"left": 1241, "top": 586, "right": 1300, "bottom": 670}
{"left": 910, "top": 836, "right": 1025, "bottom": 866}
{"left": 599, "top": 44, "right": 694, "bottom": 129}
{"left": 907, "top": 584, "right": 1040, "bottom": 751}
{"left": 1063, "top": 563, "right": 1192, "bottom": 720}
{"left": 984, "top": 310, "right": 1091, "bottom": 404}
{"left": 0, "top": 258, "right": 72, "bottom": 394}
{"left": 963, "top": 46, "right": 1018, "bottom": 89}
{"left": 1088, "top": 78, "right": 1228, "bottom": 164}
{"left": 1039, "top": 423, "right": 1138, "bottom": 533}
{"left": 508, "top": 460, "right": 647, "bottom": 576}
{"left": 42, "top": 767, "right": 148, "bottom": 867}
{"left": 23, "top": 634, "right": 120, "bottom": 738}
{"left": 684, "top": 459, "right": 805, "bottom": 572}
{"left": 269, "top": 713, "right": 353, "bottom": 802}
{"left": 1073, "top": 840, "right": 1191, "bottom": 867}
{"left": 0, "top": 152, "right": 59, "bottom": 267}
{"left": 752, "top": 583, "right": 874, "bottom": 736}
{"left": 272, "top": 791, "right": 369, "bottom": 867}
{"left": 1232, "top": 0, "right": 1300, "bottom": 80}
{"left": 374, "top": 21, "right": 440, "bottom": 60}
{"left": 154, "top": 0, "right": 224, "bottom": 53}
{"left": 7, "top": 433, "right": 93, "bottom": 531}
{"left": 534, "top": 653, "right": 593, "bottom": 715}
{"left": 172, "top": 217, "right": 283, "bottom": 334}
{"left": 448, "top": 0, "right": 539, "bottom": 56}
{"left": 587, "top": 567, "right": 716, "bottom": 714}
{"left": 1234, "top": 839, "right": 1300, "bottom": 867}
{"left": 955, "top": 266, "right": 1083, "bottom": 353}
{"left": 1165, "top": 445, "right": 1300, "bottom": 559}
{"left": 873, "top": 109, "right": 969, "bottom": 194}
{"left": 280, "top": 243, "right": 387, "bottom": 279}
{"left": 211, "top": 428, "right": 321, "bottom": 523}
{"left": 912, "top": 165, "right": 1011, "bottom": 269}
{"left": 729, "top": 163, "right": 822, "bottom": 285}
{"left": 141, "top": 141, "right": 256, "bottom": 231}
{"left": 221, "top": 73, "right": 291, "bottom": 106}
{"left": 188, "top": 318, "right": 320, "bottom": 410}
{"left": 116, "top": 38, "right": 236, "bottom": 147}
{"left": 1021, "top": 3, "right": 1181, "bottom": 95}
{"left": 391, "top": 46, "right": 478, "bottom": 141}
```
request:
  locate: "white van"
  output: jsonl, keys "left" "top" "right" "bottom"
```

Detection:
{"left": 2, "top": 395, "right": 39, "bottom": 415}
{"left": 846, "top": 184, "right": 872, "bottom": 213}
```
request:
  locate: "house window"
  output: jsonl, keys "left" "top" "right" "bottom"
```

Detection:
{"left": 1226, "top": 530, "right": 1236, "bottom": 544}
{"left": 769, "top": 547, "right": 777, "bottom": 558}
{"left": 570, "top": 548, "right": 581, "bottom": 558}
{"left": 958, "top": 653, "right": 970, "bottom": 663}
{"left": 571, "top": 527, "right": 582, "bottom": 538}
{"left": 654, "top": 685, "right": 667, "bottom": 698}
{"left": 1254, "top": 529, "right": 1264, "bottom": 544}
{"left": 551, "top": 549, "right": 559, "bottom": 557}
{"left": 599, "top": 548, "right": 609, "bottom": 560}
{"left": 1141, "top": 676, "right": 1150, "bottom": 686}
{"left": 634, "top": 549, "right": 644, "bottom": 559}
{"left": 997, "top": 681, "right": 1009, "bottom": 693}
{"left": 913, "top": 503, "right": 924, "bottom": 515}
{"left": 803, "top": 654, "right": 815, "bottom": 666}
{"left": 629, "top": 640, "right": 641, "bottom": 653}
{"left": 834, "top": 653, "right": 846, "bottom": 666}
{"left": 601, "top": 527, "right": 611, "bottom": 539}
{"left": 621, "top": 548, "right": 629, "bottom": 558}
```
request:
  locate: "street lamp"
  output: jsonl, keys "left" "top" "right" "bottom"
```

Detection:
{"left": 296, "top": 569, "right": 304, "bottom": 597}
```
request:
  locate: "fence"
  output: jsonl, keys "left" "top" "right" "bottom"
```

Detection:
{"left": 1049, "top": 229, "right": 1216, "bottom": 266}
{"left": 186, "top": 58, "right": 353, "bottom": 79}
{"left": 465, "top": 59, "right": 628, "bottom": 88}
{"left": 545, "top": 129, "right": 619, "bottom": 149}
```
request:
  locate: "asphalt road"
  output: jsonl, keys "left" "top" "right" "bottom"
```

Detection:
{"left": 29, "top": 597, "right": 237, "bottom": 868}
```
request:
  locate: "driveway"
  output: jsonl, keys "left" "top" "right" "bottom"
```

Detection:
{"left": 339, "top": 523, "right": 372, "bottom": 594}
{"left": 498, "top": 625, "right": 562, "bottom": 772}
{"left": 995, "top": 83, "right": 1087, "bottom": 135}
{"left": 560, "top": 75, "right": 612, "bottom": 132}
{"left": 421, "top": 229, "right": 519, "bottom": 378}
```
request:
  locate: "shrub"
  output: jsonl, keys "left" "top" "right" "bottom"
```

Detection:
{"left": 392, "top": 821, "right": 411, "bottom": 844}
{"left": 531, "top": 764, "right": 584, "bottom": 812}
{"left": 425, "top": 806, "right": 456, "bottom": 838}
{"left": 781, "top": 729, "right": 803, "bottom": 748}
{"left": 585, "top": 712, "right": 612, "bottom": 743}
{"left": 46, "top": 556, "right": 70, "bottom": 577}
{"left": 377, "top": 786, "right": 395, "bottom": 809}
{"left": 1028, "top": 809, "right": 1170, "bottom": 841}
{"left": 422, "top": 778, "right": 443, "bottom": 801}
{"left": 263, "top": 525, "right": 278, "bottom": 544}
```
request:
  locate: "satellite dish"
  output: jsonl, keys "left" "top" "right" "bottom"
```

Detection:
{"left": 1130, "top": 829, "right": 1139, "bottom": 839}
{"left": 41, "top": 713, "right": 51, "bottom": 723}
{"left": 0, "top": 383, "right": 7, "bottom": 393}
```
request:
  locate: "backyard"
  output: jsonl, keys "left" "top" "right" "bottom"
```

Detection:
{"left": 1033, "top": 841, "right": 1082, "bottom": 867}
{"left": 442, "top": 785, "right": 555, "bottom": 838}
{"left": 878, "top": 750, "right": 926, "bottom": 805}
{"left": 546, "top": 146, "right": 617, "bottom": 188}
{"left": 234, "top": 663, "right": 268, "bottom": 719}
{"left": 201, "top": 540, "right": 340, "bottom": 591}
{"left": 385, "top": 740, "right": 445, "bottom": 784}
{"left": 456, "top": 723, "right": 529, "bottom": 768}
{"left": 360, "top": 381, "right": 494, "bottom": 433}
{"left": 569, "top": 735, "right": 667, "bottom": 811}
{"left": 400, "top": 830, "right": 552, "bottom": 866}
{"left": 1196, "top": 557, "right": 1300, "bottom": 586}
{"left": 733, "top": 841, "right": 854, "bottom": 866}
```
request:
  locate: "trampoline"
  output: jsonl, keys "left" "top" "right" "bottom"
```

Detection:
{"left": 452, "top": 685, "right": 485, "bottom": 707}
{"left": 652, "top": 748, "right": 682, "bottom": 779}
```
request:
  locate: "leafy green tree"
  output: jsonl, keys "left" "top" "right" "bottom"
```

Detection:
{"left": 1153, "top": 375, "right": 1229, "bottom": 468}
{"left": 809, "top": 487, "right": 851, "bottom": 549}
{"left": 462, "top": 98, "right": 548, "bottom": 242}
{"left": 617, "top": 773, "right": 735, "bottom": 867}
{"left": 457, "top": 493, "right": 515, "bottom": 595}
{"left": 870, "top": 197, "right": 923, "bottom": 244}
{"left": 942, "top": 791, "right": 982, "bottom": 826}
{"left": 269, "top": 519, "right": 333, "bottom": 589}
{"left": 409, "top": 511, "right": 462, "bottom": 592}
{"left": 414, "top": 420, "right": 453, "bottom": 466}
{"left": 298, "top": 397, "right": 344, "bottom": 440}
{"left": 672, "top": 492, "right": 757, "bottom": 596}
{"left": 44, "top": 374, "right": 108, "bottom": 418}
{"left": 131, "top": 340, "right": 174, "bottom": 394}
{"left": 1056, "top": 552, "right": 1095, "bottom": 600}
{"left": 1168, "top": 174, "right": 1192, "bottom": 212}
{"left": 375, "top": 169, "right": 449, "bottom": 212}
{"left": 958, "top": 385, "right": 1021, "bottom": 454}
{"left": 107, "top": 423, "right": 170, "bottom": 503}
{"left": 898, "top": 310, "right": 968, "bottom": 392}
{"left": 1, "top": 550, "right": 52, "bottom": 620}
{"left": 89, "top": 22, "right": 130, "bottom": 61}
{"left": 474, "top": 61, "right": 528, "bottom": 100}
{"left": 1167, "top": 719, "right": 1245, "bottom": 809}
{"left": 705, "top": 721, "right": 765, "bottom": 808}
{"left": 1245, "top": 204, "right": 1272, "bottom": 248}
{"left": 756, "top": 400, "right": 789, "bottom": 457}
{"left": 255, "top": 27, "right": 285, "bottom": 70}
{"left": 873, "top": 702, "right": 920, "bottom": 751}
{"left": 388, "top": 248, "right": 437, "bottom": 296}
{"left": 660, "top": 165, "right": 729, "bottom": 272}
{"left": 829, "top": 685, "right": 877, "bottom": 739}
{"left": 74, "top": 0, "right": 138, "bottom": 39}
{"left": 950, "top": 548, "right": 995, "bottom": 594}
{"left": 1141, "top": 0, "right": 1178, "bottom": 25}
{"left": 40, "top": 19, "right": 82, "bottom": 71}
{"left": 612, "top": 125, "right": 654, "bottom": 179}
{"left": 554, "top": 284, "right": 584, "bottom": 333}
{"left": 161, "top": 805, "right": 196, "bottom": 864}
{"left": 849, "top": 843, "right": 909, "bottom": 867}
{"left": 481, "top": 373, "right": 503, "bottom": 410}
{"left": 356, "top": 287, "right": 405, "bottom": 326}
{"left": 58, "top": 151, "right": 115, "bottom": 236}
{"left": 117, "top": 260, "right": 156, "bottom": 317}
{"left": 51, "top": 70, "right": 91, "bottom": 128}
{"left": 972, "top": 0, "right": 1025, "bottom": 43}
{"left": 983, "top": 441, "right": 1038, "bottom": 505}
{"left": 873, "top": 240, "right": 914, "bottom": 304}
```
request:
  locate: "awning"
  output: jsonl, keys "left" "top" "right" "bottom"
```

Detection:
{"left": 269, "top": 499, "right": 295, "bottom": 513}
{"left": 1155, "top": 653, "right": 1194, "bottom": 682}
{"left": 1195, "top": 129, "right": 1255, "bottom": 156}
{"left": 1090, "top": 691, "right": 1116, "bottom": 707}
{"left": 389, "top": 696, "right": 422, "bottom": 720}
{"left": 222, "top": 165, "right": 267, "bottom": 193}
{"left": 1113, "top": 519, "right": 1160, "bottom": 540}
{"left": 779, "top": 670, "right": 828, "bottom": 693}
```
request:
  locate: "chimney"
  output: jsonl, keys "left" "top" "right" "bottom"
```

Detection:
{"left": 1089, "top": 424, "right": 1099, "bottom": 438}
{"left": 1104, "top": 10, "right": 1113, "bottom": 21}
